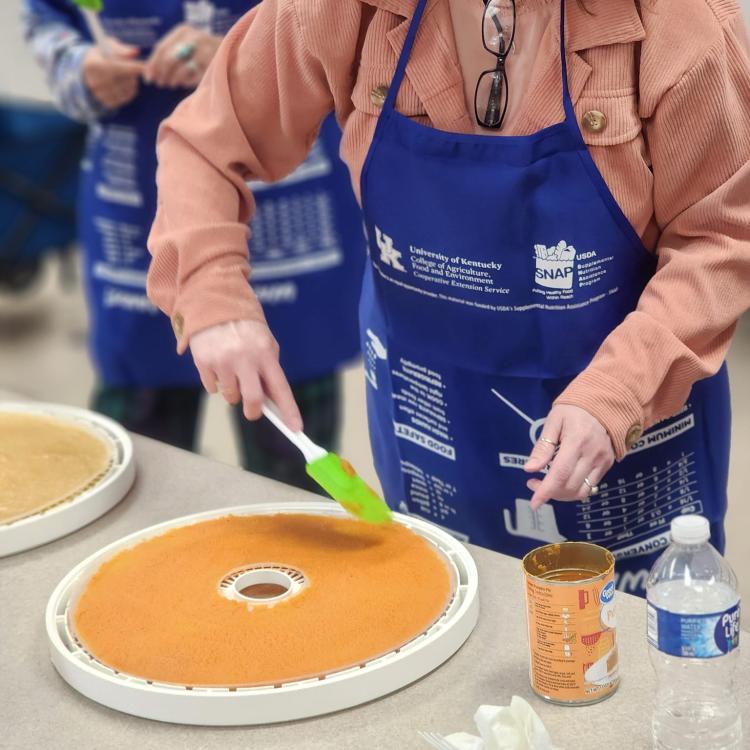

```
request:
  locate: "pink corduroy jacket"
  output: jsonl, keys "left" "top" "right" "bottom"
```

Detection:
{"left": 147, "top": 0, "right": 750, "bottom": 459}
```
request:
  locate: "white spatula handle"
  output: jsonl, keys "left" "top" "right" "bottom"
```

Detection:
{"left": 82, "top": 10, "right": 112, "bottom": 54}
{"left": 261, "top": 399, "right": 327, "bottom": 464}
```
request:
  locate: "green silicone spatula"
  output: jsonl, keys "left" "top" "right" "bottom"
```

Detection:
{"left": 262, "top": 399, "right": 392, "bottom": 524}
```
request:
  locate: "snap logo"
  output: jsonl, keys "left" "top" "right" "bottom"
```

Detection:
{"left": 534, "top": 240, "right": 576, "bottom": 290}
{"left": 375, "top": 227, "right": 406, "bottom": 272}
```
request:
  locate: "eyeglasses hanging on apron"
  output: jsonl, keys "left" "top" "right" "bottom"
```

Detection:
{"left": 358, "top": 0, "right": 730, "bottom": 597}
{"left": 475, "top": 0, "right": 516, "bottom": 129}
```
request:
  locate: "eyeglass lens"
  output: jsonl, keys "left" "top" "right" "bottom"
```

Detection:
{"left": 476, "top": 67, "right": 509, "bottom": 128}
{"left": 483, "top": 0, "right": 515, "bottom": 56}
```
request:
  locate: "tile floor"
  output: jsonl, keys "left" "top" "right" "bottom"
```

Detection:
{"left": 1, "top": 0, "right": 749, "bottom": 604}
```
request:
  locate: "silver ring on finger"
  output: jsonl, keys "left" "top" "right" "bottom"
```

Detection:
{"left": 173, "top": 41, "right": 196, "bottom": 61}
{"left": 185, "top": 59, "right": 200, "bottom": 75}
{"left": 583, "top": 476, "right": 599, "bottom": 496}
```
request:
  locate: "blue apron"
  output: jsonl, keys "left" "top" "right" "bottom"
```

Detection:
{"left": 359, "top": 0, "right": 730, "bottom": 596}
{"left": 79, "top": 0, "right": 364, "bottom": 386}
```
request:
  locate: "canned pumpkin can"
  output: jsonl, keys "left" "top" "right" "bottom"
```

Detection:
{"left": 523, "top": 541, "right": 619, "bottom": 705}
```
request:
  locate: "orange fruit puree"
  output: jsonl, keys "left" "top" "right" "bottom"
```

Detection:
{"left": 0, "top": 413, "right": 110, "bottom": 525}
{"left": 73, "top": 513, "right": 453, "bottom": 687}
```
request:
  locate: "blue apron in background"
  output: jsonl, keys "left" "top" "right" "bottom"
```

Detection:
{"left": 246, "top": 114, "right": 365, "bottom": 384}
{"left": 359, "top": 0, "right": 730, "bottom": 597}
{"left": 78, "top": 0, "right": 363, "bottom": 387}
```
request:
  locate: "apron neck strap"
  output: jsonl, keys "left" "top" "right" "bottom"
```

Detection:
{"left": 559, "top": 0, "right": 577, "bottom": 123}
{"left": 383, "top": 0, "right": 430, "bottom": 112}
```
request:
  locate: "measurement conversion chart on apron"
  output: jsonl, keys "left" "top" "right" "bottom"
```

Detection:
{"left": 246, "top": 114, "right": 365, "bottom": 383}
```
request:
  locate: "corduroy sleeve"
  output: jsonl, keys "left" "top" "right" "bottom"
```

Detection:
{"left": 146, "top": 0, "right": 355, "bottom": 352}
{"left": 556, "top": 2, "right": 750, "bottom": 459}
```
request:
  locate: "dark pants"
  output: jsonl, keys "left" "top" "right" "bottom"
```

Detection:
{"left": 91, "top": 373, "right": 341, "bottom": 494}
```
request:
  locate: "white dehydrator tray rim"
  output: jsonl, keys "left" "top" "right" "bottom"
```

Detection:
{"left": 46, "top": 502, "right": 480, "bottom": 726}
{"left": 0, "top": 402, "right": 135, "bottom": 557}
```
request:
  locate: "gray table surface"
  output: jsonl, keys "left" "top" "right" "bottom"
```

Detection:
{"left": 2, "top": 421, "right": 748, "bottom": 749}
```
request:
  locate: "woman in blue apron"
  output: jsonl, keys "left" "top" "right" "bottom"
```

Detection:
{"left": 356, "top": 0, "right": 731, "bottom": 597}
{"left": 147, "top": 0, "right": 749, "bottom": 597}
{"left": 24, "top": 0, "right": 364, "bottom": 489}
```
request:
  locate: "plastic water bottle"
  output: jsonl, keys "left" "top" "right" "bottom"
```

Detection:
{"left": 647, "top": 515, "right": 742, "bottom": 750}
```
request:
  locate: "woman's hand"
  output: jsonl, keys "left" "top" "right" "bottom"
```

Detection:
{"left": 524, "top": 404, "right": 615, "bottom": 510}
{"left": 189, "top": 320, "right": 303, "bottom": 430}
{"left": 82, "top": 39, "right": 145, "bottom": 109}
{"left": 143, "top": 24, "right": 221, "bottom": 89}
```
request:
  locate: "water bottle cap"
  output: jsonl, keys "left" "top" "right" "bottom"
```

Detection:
{"left": 671, "top": 514, "right": 710, "bottom": 544}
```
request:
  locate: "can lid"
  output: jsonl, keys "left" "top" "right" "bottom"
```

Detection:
{"left": 671, "top": 515, "right": 710, "bottom": 545}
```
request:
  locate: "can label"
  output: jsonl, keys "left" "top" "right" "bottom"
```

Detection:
{"left": 647, "top": 602, "right": 740, "bottom": 658}
{"left": 525, "top": 572, "right": 619, "bottom": 703}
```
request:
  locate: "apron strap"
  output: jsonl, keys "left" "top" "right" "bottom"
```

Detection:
{"left": 383, "top": 0, "right": 430, "bottom": 113}
{"left": 559, "top": 0, "right": 577, "bottom": 125}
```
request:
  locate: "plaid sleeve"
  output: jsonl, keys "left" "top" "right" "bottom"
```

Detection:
{"left": 22, "top": 5, "right": 110, "bottom": 123}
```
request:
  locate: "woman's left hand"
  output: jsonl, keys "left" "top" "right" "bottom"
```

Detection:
{"left": 524, "top": 404, "right": 615, "bottom": 510}
{"left": 143, "top": 24, "right": 221, "bottom": 89}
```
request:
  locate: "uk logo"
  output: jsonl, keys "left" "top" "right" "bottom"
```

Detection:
{"left": 375, "top": 227, "right": 406, "bottom": 272}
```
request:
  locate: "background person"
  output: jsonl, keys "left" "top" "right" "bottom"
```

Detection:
{"left": 24, "top": 0, "right": 364, "bottom": 490}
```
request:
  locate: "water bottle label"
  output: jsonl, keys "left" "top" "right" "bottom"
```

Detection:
{"left": 647, "top": 602, "right": 740, "bottom": 658}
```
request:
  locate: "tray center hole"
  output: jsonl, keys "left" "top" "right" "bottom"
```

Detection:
{"left": 233, "top": 569, "right": 295, "bottom": 603}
